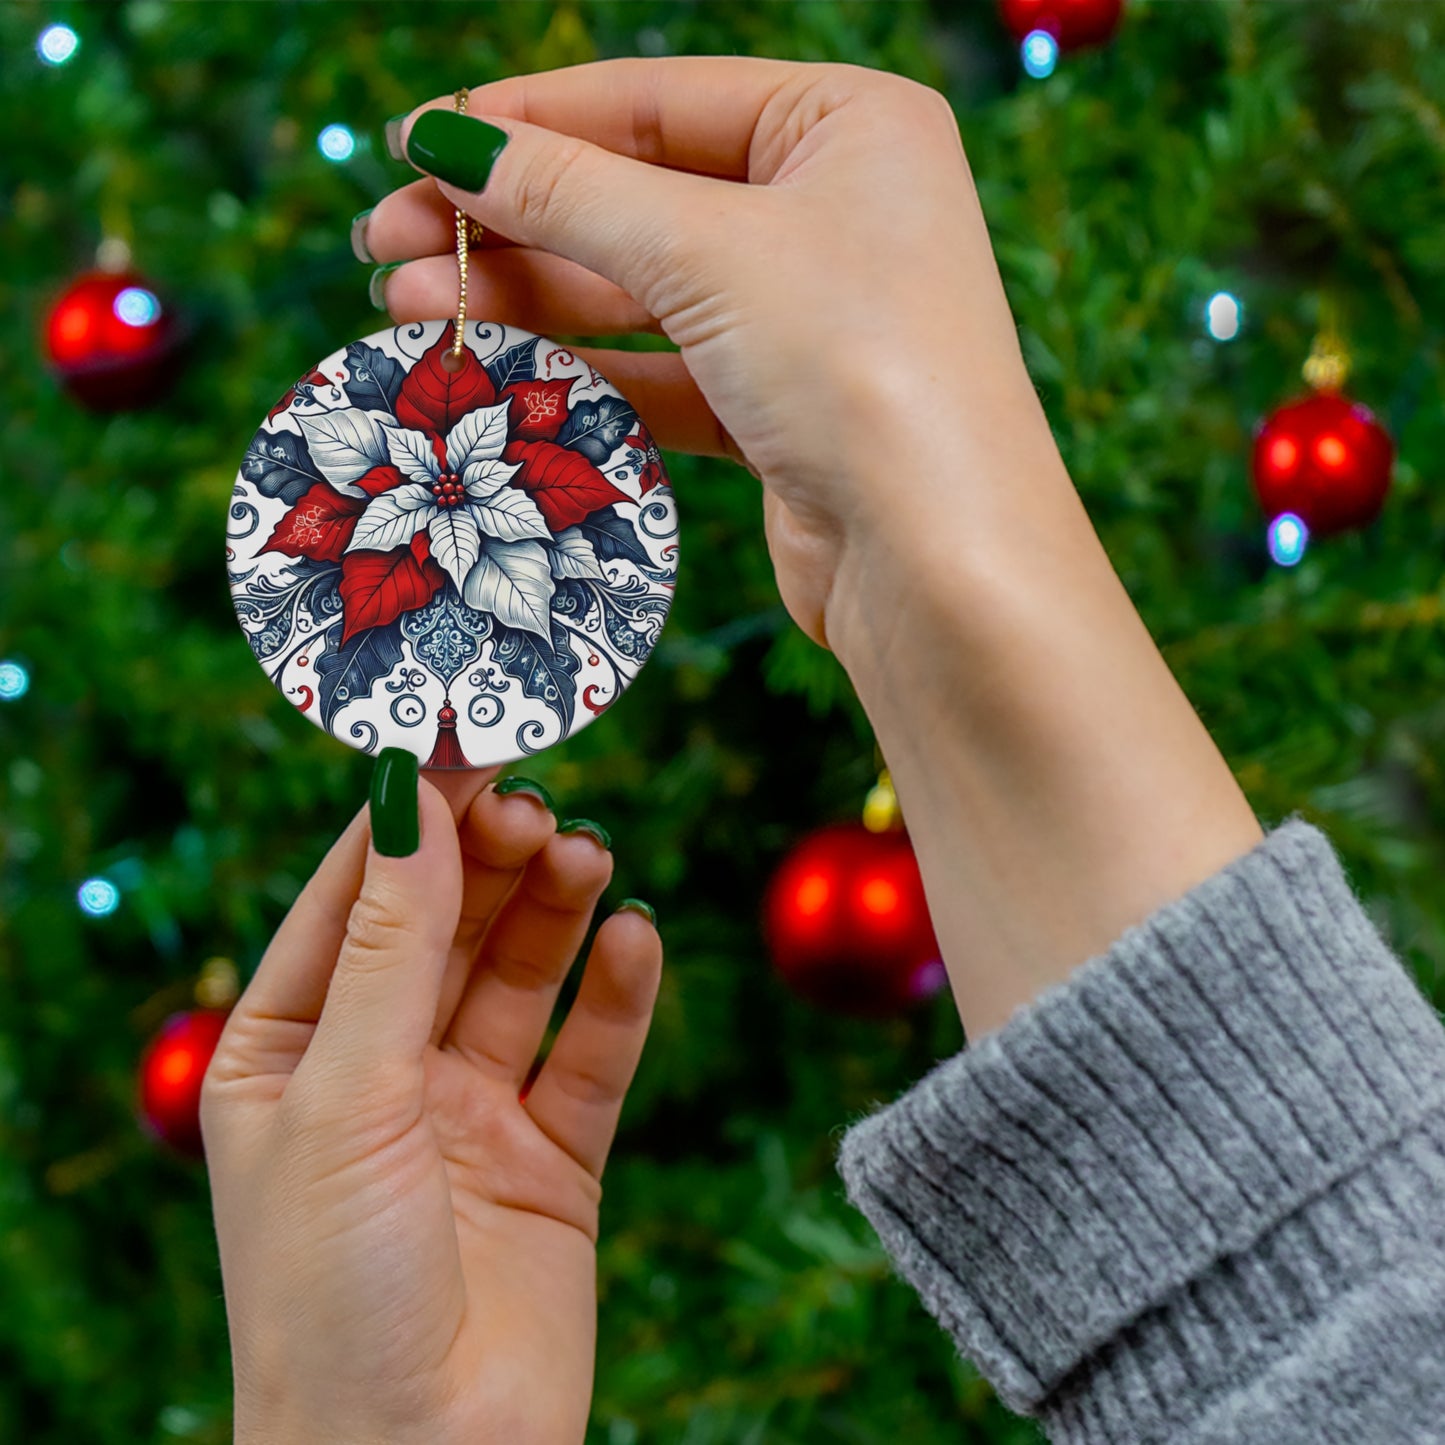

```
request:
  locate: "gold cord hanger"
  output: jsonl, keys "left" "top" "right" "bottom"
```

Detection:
{"left": 443, "top": 88, "right": 480, "bottom": 373}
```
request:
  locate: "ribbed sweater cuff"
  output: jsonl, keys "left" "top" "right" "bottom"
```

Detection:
{"left": 836, "top": 819, "right": 1445, "bottom": 1431}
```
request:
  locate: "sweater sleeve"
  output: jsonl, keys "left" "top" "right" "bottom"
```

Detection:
{"left": 835, "top": 819, "right": 1445, "bottom": 1444}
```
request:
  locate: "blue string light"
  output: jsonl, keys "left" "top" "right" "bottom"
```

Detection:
{"left": 37, "top": 24, "right": 79, "bottom": 66}
{"left": 0, "top": 660, "right": 28, "bottom": 701}
{"left": 1021, "top": 30, "right": 1059, "bottom": 79}
{"left": 77, "top": 878, "right": 121, "bottom": 918}
{"left": 317, "top": 124, "right": 356, "bottom": 162}
{"left": 114, "top": 287, "right": 162, "bottom": 327}
{"left": 1205, "top": 291, "right": 1243, "bottom": 341}
{"left": 1267, "top": 512, "right": 1309, "bottom": 567}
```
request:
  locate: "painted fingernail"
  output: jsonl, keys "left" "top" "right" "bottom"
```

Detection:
{"left": 369, "top": 262, "right": 403, "bottom": 311}
{"left": 370, "top": 748, "right": 419, "bottom": 857}
{"left": 384, "top": 113, "right": 409, "bottom": 162}
{"left": 617, "top": 898, "right": 656, "bottom": 926}
{"left": 558, "top": 818, "right": 611, "bottom": 851}
{"left": 404, "top": 110, "right": 510, "bottom": 192}
{"left": 493, "top": 775, "right": 555, "bottom": 812}
{"left": 350, "top": 208, "right": 375, "bottom": 264}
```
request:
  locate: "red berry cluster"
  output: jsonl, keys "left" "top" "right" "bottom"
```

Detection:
{"left": 430, "top": 471, "right": 466, "bottom": 507}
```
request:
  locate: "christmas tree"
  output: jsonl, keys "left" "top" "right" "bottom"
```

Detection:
{"left": 2, "top": 3, "right": 1443, "bottom": 1441}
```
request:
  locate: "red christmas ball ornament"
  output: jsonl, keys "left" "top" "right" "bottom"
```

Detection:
{"left": 1251, "top": 391, "right": 1394, "bottom": 537}
{"left": 44, "top": 269, "right": 181, "bottom": 410}
{"left": 998, "top": 0, "right": 1124, "bottom": 50}
{"left": 764, "top": 822, "right": 945, "bottom": 1017}
{"left": 137, "top": 1008, "right": 230, "bottom": 1157}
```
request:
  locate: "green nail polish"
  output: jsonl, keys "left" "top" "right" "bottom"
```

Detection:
{"left": 405, "top": 110, "right": 510, "bottom": 192}
{"left": 370, "top": 748, "right": 419, "bottom": 857}
{"left": 350, "top": 208, "right": 375, "bottom": 264}
{"left": 617, "top": 897, "right": 656, "bottom": 926}
{"left": 368, "top": 262, "right": 403, "bottom": 311}
{"left": 384, "top": 113, "right": 409, "bottom": 162}
{"left": 493, "top": 775, "right": 555, "bottom": 812}
{"left": 558, "top": 818, "right": 611, "bottom": 850}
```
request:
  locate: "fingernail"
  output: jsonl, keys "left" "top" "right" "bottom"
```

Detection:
{"left": 617, "top": 897, "right": 656, "bottom": 926}
{"left": 370, "top": 748, "right": 420, "bottom": 857}
{"left": 558, "top": 818, "right": 611, "bottom": 850}
{"left": 384, "top": 113, "right": 409, "bottom": 162}
{"left": 369, "top": 262, "right": 403, "bottom": 311}
{"left": 350, "top": 208, "right": 375, "bottom": 264}
{"left": 405, "top": 110, "right": 510, "bottom": 192}
{"left": 493, "top": 775, "right": 555, "bottom": 812}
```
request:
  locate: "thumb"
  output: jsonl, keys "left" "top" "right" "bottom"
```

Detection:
{"left": 303, "top": 752, "right": 462, "bottom": 1089}
{"left": 398, "top": 106, "right": 743, "bottom": 318}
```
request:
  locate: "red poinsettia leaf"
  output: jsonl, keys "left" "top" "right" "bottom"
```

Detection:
{"left": 267, "top": 368, "right": 330, "bottom": 423}
{"left": 626, "top": 425, "right": 666, "bottom": 493}
{"left": 502, "top": 439, "right": 631, "bottom": 532}
{"left": 258, "top": 482, "right": 367, "bottom": 563}
{"left": 410, "top": 530, "right": 433, "bottom": 564}
{"left": 394, "top": 326, "right": 495, "bottom": 437}
{"left": 354, "top": 464, "right": 407, "bottom": 497}
{"left": 338, "top": 545, "right": 446, "bottom": 644}
{"left": 502, "top": 378, "right": 574, "bottom": 442}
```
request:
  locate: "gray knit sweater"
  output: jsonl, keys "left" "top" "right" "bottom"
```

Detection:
{"left": 836, "top": 819, "right": 1445, "bottom": 1443}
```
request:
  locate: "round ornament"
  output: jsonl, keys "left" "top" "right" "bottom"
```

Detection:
{"left": 137, "top": 1008, "right": 230, "bottom": 1158}
{"left": 228, "top": 320, "right": 678, "bottom": 768}
{"left": 998, "top": 0, "right": 1124, "bottom": 49}
{"left": 44, "top": 269, "right": 181, "bottom": 411}
{"left": 1251, "top": 391, "right": 1393, "bottom": 537}
{"left": 763, "top": 822, "right": 945, "bottom": 1017}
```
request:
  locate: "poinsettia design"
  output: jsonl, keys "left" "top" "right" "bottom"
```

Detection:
{"left": 625, "top": 427, "right": 666, "bottom": 494}
{"left": 231, "top": 322, "right": 680, "bottom": 765}
{"left": 256, "top": 329, "right": 638, "bottom": 646}
{"left": 346, "top": 401, "right": 561, "bottom": 642}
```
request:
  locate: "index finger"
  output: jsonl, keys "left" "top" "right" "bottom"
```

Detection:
{"left": 404, "top": 54, "right": 810, "bottom": 182}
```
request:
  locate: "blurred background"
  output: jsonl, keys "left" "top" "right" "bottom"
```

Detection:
{"left": 2, "top": 1, "right": 1444, "bottom": 1441}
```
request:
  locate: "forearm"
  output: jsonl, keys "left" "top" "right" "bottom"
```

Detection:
{"left": 826, "top": 381, "right": 1261, "bottom": 1039}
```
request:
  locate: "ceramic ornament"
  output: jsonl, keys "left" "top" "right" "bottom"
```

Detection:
{"left": 227, "top": 320, "right": 678, "bottom": 767}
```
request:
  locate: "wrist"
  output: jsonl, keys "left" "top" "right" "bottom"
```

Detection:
{"left": 821, "top": 411, "right": 1261, "bottom": 1038}
{"left": 822, "top": 375, "right": 1077, "bottom": 683}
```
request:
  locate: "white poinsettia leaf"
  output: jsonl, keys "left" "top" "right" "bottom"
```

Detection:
{"left": 428, "top": 507, "right": 482, "bottom": 593}
{"left": 549, "top": 526, "right": 606, "bottom": 581}
{"left": 469, "top": 487, "right": 552, "bottom": 544}
{"left": 297, "top": 410, "right": 392, "bottom": 490}
{"left": 462, "top": 457, "right": 523, "bottom": 499}
{"left": 344, "top": 484, "right": 435, "bottom": 554}
{"left": 383, "top": 424, "right": 440, "bottom": 485}
{"left": 446, "top": 403, "right": 511, "bottom": 471}
{"left": 462, "top": 539, "right": 554, "bottom": 639}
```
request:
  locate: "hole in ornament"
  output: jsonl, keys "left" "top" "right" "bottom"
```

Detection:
{"left": 441, "top": 347, "right": 467, "bottom": 373}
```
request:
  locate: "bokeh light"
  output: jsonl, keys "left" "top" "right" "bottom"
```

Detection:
{"left": 113, "top": 287, "right": 162, "bottom": 328}
{"left": 77, "top": 877, "right": 121, "bottom": 917}
{"left": 317, "top": 123, "right": 356, "bottom": 162}
{"left": 1021, "top": 30, "right": 1059, "bottom": 78}
{"left": 1267, "top": 512, "right": 1309, "bottom": 567}
{"left": 37, "top": 24, "right": 79, "bottom": 66}
{"left": 794, "top": 872, "right": 831, "bottom": 918}
{"left": 1205, "top": 291, "right": 1242, "bottom": 341}
{"left": 0, "top": 660, "right": 29, "bottom": 701}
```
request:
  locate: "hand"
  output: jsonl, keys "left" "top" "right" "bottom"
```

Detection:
{"left": 363, "top": 58, "right": 1262, "bottom": 1040}
{"left": 202, "top": 768, "right": 662, "bottom": 1445}
{"left": 361, "top": 56, "right": 1040, "bottom": 654}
